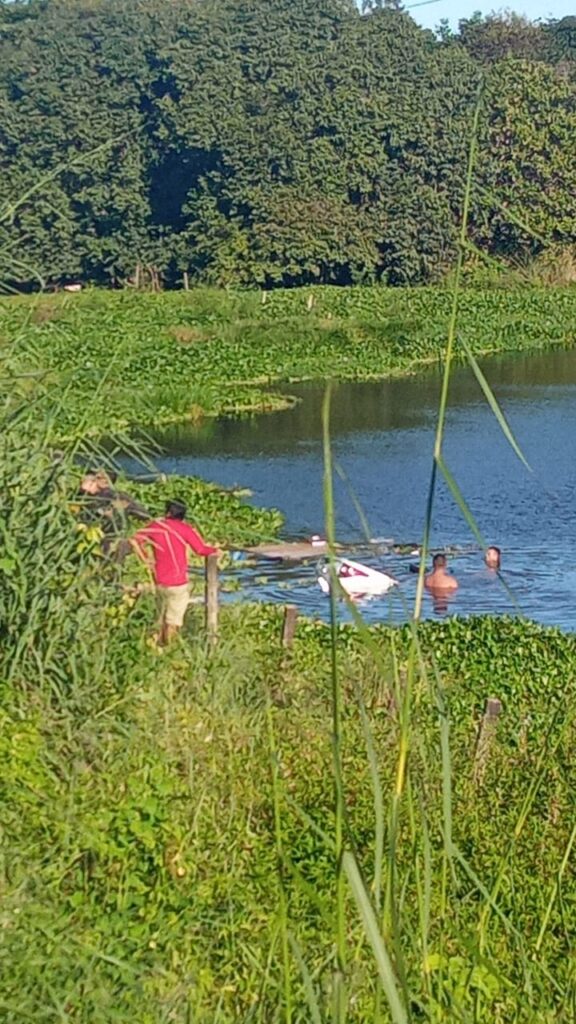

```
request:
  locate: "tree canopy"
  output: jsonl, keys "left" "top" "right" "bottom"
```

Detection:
{"left": 0, "top": 0, "right": 574, "bottom": 289}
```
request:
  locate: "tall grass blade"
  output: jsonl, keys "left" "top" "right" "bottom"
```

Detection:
{"left": 473, "top": 183, "right": 549, "bottom": 247}
{"left": 334, "top": 460, "right": 374, "bottom": 543}
{"left": 435, "top": 455, "right": 486, "bottom": 549}
{"left": 288, "top": 934, "right": 325, "bottom": 1024}
{"left": 436, "top": 455, "right": 525, "bottom": 614}
{"left": 0, "top": 135, "right": 132, "bottom": 225}
{"left": 459, "top": 337, "right": 532, "bottom": 471}
{"left": 343, "top": 850, "right": 408, "bottom": 1024}
{"left": 535, "top": 818, "right": 576, "bottom": 954}
{"left": 322, "top": 383, "right": 347, "bottom": 1023}
{"left": 352, "top": 678, "right": 385, "bottom": 913}
{"left": 265, "top": 695, "right": 293, "bottom": 1024}
{"left": 414, "top": 81, "right": 483, "bottom": 620}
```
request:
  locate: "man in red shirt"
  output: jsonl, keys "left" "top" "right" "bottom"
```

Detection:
{"left": 131, "top": 499, "right": 219, "bottom": 645}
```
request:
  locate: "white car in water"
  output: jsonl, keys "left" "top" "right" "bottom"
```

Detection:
{"left": 317, "top": 557, "right": 398, "bottom": 598}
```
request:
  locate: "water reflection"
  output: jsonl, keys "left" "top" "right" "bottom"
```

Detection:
{"left": 129, "top": 346, "right": 576, "bottom": 632}
{"left": 156, "top": 347, "right": 576, "bottom": 455}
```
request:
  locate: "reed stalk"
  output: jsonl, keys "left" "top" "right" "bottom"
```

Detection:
{"left": 323, "top": 383, "right": 348, "bottom": 1023}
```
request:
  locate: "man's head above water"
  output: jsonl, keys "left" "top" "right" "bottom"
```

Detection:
{"left": 432, "top": 553, "right": 447, "bottom": 570}
{"left": 485, "top": 545, "right": 501, "bottom": 570}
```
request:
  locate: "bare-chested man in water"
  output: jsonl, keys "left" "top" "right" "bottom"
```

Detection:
{"left": 425, "top": 553, "right": 459, "bottom": 595}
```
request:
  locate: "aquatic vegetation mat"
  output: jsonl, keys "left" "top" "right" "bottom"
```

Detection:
{"left": 1, "top": 284, "right": 575, "bottom": 439}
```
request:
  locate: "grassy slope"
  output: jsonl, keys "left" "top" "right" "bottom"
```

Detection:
{"left": 2, "top": 603, "right": 575, "bottom": 1022}
{"left": 1, "top": 284, "right": 575, "bottom": 438}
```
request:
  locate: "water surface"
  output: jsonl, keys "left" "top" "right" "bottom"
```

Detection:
{"left": 134, "top": 348, "right": 576, "bottom": 630}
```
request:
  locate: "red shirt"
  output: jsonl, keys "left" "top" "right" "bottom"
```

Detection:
{"left": 133, "top": 518, "right": 217, "bottom": 586}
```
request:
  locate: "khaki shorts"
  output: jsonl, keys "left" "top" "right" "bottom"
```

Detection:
{"left": 156, "top": 584, "right": 190, "bottom": 627}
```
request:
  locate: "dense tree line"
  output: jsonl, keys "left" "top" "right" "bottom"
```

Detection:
{"left": 0, "top": 0, "right": 575, "bottom": 289}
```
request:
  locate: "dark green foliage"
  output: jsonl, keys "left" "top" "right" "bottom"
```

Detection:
{"left": 0, "top": 0, "right": 158, "bottom": 285}
{"left": 455, "top": 10, "right": 576, "bottom": 66}
{"left": 472, "top": 60, "right": 576, "bottom": 259}
{"left": 0, "top": 0, "right": 574, "bottom": 290}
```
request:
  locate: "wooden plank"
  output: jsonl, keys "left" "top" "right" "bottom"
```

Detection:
{"left": 474, "top": 697, "right": 502, "bottom": 784}
{"left": 281, "top": 605, "right": 299, "bottom": 648}
{"left": 248, "top": 541, "right": 329, "bottom": 562}
{"left": 205, "top": 554, "right": 219, "bottom": 646}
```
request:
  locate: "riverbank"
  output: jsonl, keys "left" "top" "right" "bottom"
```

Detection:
{"left": 2, "top": 598, "right": 575, "bottom": 1021}
{"left": 3, "top": 316, "right": 575, "bottom": 1020}
{"left": 2, "top": 284, "right": 575, "bottom": 440}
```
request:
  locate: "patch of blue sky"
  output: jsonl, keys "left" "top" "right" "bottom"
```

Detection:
{"left": 404, "top": 0, "right": 574, "bottom": 31}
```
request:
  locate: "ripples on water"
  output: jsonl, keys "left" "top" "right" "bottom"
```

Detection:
{"left": 130, "top": 348, "right": 576, "bottom": 633}
{"left": 207, "top": 549, "right": 552, "bottom": 629}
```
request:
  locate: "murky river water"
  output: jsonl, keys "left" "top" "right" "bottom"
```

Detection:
{"left": 132, "top": 348, "right": 576, "bottom": 630}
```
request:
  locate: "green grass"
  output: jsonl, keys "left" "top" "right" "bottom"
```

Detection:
{"left": 1, "top": 346, "right": 574, "bottom": 1019}
{"left": 2, "top": 321, "right": 576, "bottom": 1022}
{"left": 2, "top": 598, "right": 576, "bottom": 1022}
{"left": 1, "top": 283, "right": 575, "bottom": 440}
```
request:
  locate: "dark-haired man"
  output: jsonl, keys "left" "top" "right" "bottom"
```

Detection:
{"left": 77, "top": 470, "right": 149, "bottom": 555}
{"left": 131, "top": 500, "right": 219, "bottom": 644}
{"left": 484, "top": 545, "right": 501, "bottom": 571}
{"left": 424, "top": 552, "right": 458, "bottom": 615}
{"left": 425, "top": 553, "right": 459, "bottom": 594}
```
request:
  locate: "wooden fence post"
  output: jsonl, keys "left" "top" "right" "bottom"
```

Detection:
{"left": 281, "top": 605, "right": 298, "bottom": 648}
{"left": 205, "top": 555, "right": 219, "bottom": 646}
{"left": 474, "top": 697, "right": 502, "bottom": 784}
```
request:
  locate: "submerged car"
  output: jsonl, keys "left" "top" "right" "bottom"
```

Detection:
{"left": 317, "top": 557, "right": 398, "bottom": 598}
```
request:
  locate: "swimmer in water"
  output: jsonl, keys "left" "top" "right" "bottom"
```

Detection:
{"left": 425, "top": 553, "right": 458, "bottom": 614}
{"left": 425, "top": 553, "right": 459, "bottom": 594}
{"left": 484, "top": 545, "right": 501, "bottom": 571}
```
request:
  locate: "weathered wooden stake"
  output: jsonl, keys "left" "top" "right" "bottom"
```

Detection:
{"left": 281, "top": 604, "right": 298, "bottom": 648}
{"left": 474, "top": 697, "right": 502, "bottom": 784}
{"left": 183, "top": 271, "right": 190, "bottom": 291}
{"left": 205, "top": 555, "right": 219, "bottom": 646}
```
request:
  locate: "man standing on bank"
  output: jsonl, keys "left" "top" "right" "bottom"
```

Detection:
{"left": 131, "top": 499, "right": 220, "bottom": 645}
